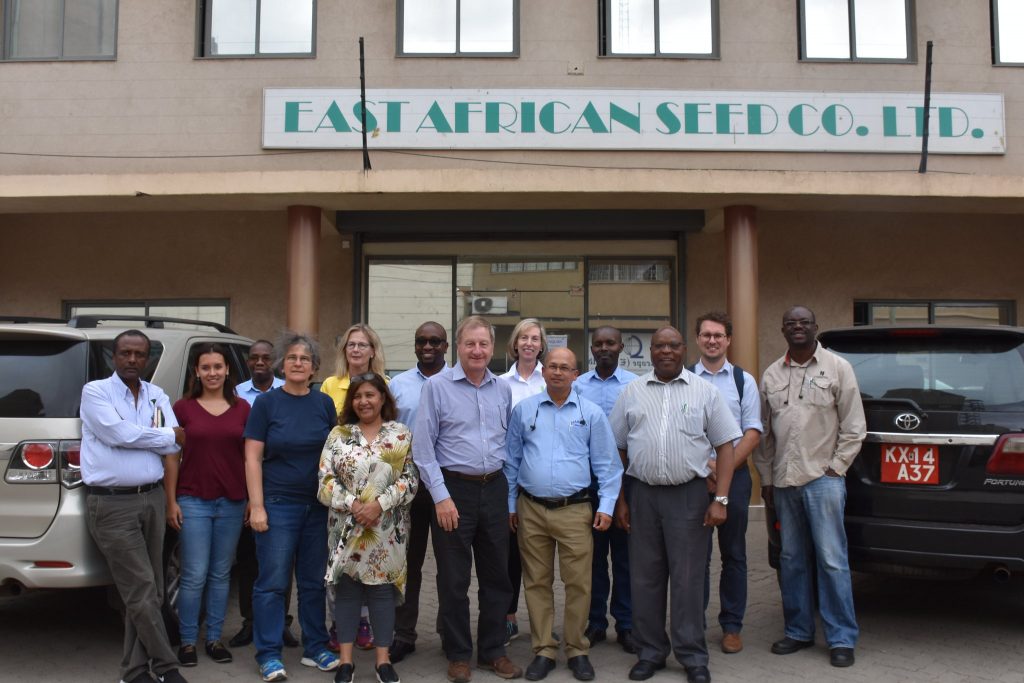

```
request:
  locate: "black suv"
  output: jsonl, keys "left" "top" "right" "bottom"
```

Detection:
{"left": 766, "top": 325, "right": 1024, "bottom": 580}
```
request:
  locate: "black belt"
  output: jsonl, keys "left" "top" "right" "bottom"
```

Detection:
{"left": 86, "top": 481, "right": 162, "bottom": 496}
{"left": 441, "top": 467, "right": 503, "bottom": 483}
{"left": 519, "top": 487, "right": 591, "bottom": 510}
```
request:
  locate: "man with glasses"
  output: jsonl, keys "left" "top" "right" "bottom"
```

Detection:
{"left": 387, "top": 322, "right": 449, "bottom": 663}
{"left": 754, "top": 306, "right": 865, "bottom": 669}
{"left": 691, "top": 312, "right": 762, "bottom": 655}
{"left": 504, "top": 348, "right": 622, "bottom": 682}
{"left": 610, "top": 326, "right": 740, "bottom": 683}
{"left": 414, "top": 315, "right": 523, "bottom": 683}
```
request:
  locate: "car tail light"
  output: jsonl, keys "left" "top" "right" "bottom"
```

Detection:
{"left": 5, "top": 442, "right": 58, "bottom": 483}
{"left": 22, "top": 443, "right": 55, "bottom": 470}
{"left": 59, "top": 440, "right": 83, "bottom": 489}
{"left": 986, "top": 434, "right": 1024, "bottom": 476}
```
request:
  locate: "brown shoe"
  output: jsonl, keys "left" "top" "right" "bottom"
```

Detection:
{"left": 478, "top": 655, "right": 523, "bottom": 679}
{"left": 448, "top": 660, "right": 473, "bottom": 683}
{"left": 721, "top": 632, "right": 743, "bottom": 654}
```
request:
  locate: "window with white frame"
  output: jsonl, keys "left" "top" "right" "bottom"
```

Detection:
{"left": 599, "top": 0, "right": 717, "bottom": 57}
{"left": 2, "top": 0, "right": 117, "bottom": 60}
{"left": 993, "top": 0, "right": 1024, "bottom": 65}
{"left": 399, "top": 0, "right": 516, "bottom": 55}
{"left": 197, "top": 0, "right": 314, "bottom": 58}
{"left": 799, "top": 0, "right": 913, "bottom": 61}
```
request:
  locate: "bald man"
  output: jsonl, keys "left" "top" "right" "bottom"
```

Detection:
{"left": 504, "top": 348, "right": 623, "bottom": 682}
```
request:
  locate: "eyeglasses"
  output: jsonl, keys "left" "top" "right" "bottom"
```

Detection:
{"left": 346, "top": 341, "right": 371, "bottom": 350}
{"left": 699, "top": 333, "right": 727, "bottom": 341}
{"left": 351, "top": 372, "right": 377, "bottom": 382}
{"left": 284, "top": 354, "right": 313, "bottom": 365}
{"left": 783, "top": 319, "right": 816, "bottom": 329}
{"left": 415, "top": 336, "right": 446, "bottom": 346}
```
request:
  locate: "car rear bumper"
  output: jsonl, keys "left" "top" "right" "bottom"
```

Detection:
{"left": 0, "top": 488, "right": 111, "bottom": 590}
{"left": 846, "top": 514, "right": 1024, "bottom": 574}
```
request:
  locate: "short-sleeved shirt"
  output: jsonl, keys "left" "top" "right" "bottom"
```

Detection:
{"left": 236, "top": 376, "right": 285, "bottom": 406}
{"left": 500, "top": 362, "right": 546, "bottom": 407}
{"left": 610, "top": 369, "right": 742, "bottom": 486}
{"left": 574, "top": 366, "right": 639, "bottom": 417}
{"left": 244, "top": 388, "right": 337, "bottom": 504}
{"left": 692, "top": 360, "right": 763, "bottom": 446}
{"left": 172, "top": 398, "right": 250, "bottom": 501}
{"left": 390, "top": 365, "right": 446, "bottom": 429}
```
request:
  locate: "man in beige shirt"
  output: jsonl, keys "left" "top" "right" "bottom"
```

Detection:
{"left": 754, "top": 306, "right": 866, "bottom": 670}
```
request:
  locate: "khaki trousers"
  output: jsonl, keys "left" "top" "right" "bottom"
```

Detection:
{"left": 516, "top": 494, "right": 594, "bottom": 658}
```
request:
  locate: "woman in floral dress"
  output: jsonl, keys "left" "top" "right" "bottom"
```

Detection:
{"left": 318, "top": 372, "right": 418, "bottom": 683}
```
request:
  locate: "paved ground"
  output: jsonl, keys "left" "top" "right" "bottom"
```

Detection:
{"left": 2, "top": 515, "right": 1022, "bottom": 682}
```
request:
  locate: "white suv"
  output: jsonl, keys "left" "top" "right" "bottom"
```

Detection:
{"left": 0, "top": 316, "right": 252, "bottom": 596}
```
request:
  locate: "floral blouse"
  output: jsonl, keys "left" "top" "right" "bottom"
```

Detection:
{"left": 317, "top": 420, "right": 418, "bottom": 596}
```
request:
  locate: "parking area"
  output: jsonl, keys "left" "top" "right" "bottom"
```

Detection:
{"left": 2, "top": 517, "right": 1021, "bottom": 682}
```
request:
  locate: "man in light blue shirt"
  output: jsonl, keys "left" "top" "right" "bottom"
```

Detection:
{"left": 388, "top": 321, "right": 449, "bottom": 662}
{"left": 80, "top": 330, "right": 188, "bottom": 683}
{"left": 235, "top": 339, "right": 285, "bottom": 406}
{"left": 506, "top": 347, "right": 622, "bottom": 682}
{"left": 691, "top": 312, "right": 762, "bottom": 656}
{"left": 574, "top": 326, "right": 639, "bottom": 654}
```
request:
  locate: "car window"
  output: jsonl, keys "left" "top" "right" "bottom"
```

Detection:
{"left": 827, "top": 335, "right": 1024, "bottom": 411}
{"left": 0, "top": 339, "right": 89, "bottom": 418}
{"left": 88, "top": 340, "right": 164, "bottom": 383}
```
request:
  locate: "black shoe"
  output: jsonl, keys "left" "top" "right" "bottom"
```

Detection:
{"left": 567, "top": 655, "right": 595, "bottom": 681}
{"left": 205, "top": 640, "right": 232, "bottom": 663}
{"left": 334, "top": 662, "right": 355, "bottom": 683}
{"left": 771, "top": 637, "right": 814, "bottom": 655}
{"left": 830, "top": 647, "right": 855, "bottom": 667}
{"left": 125, "top": 673, "right": 155, "bottom": 683}
{"left": 686, "top": 665, "right": 711, "bottom": 683}
{"left": 389, "top": 639, "right": 416, "bottom": 663}
{"left": 628, "top": 660, "right": 665, "bottom": 681}
{"left": 228, "top": 621, "right": 253, "bottom": 648}
{"left": 282, "top": 622, "right": 300, "bottom": 648}
{"left": 177, "top": 644, "right": 198, "bottom": 667}
{"left": 584, "top": 625, "right": 606, "bottom": 645}
{"left": 159, "top": 670, "right": 188, "bottom": 683}
{"left": 525, "top": 656, "right": 556, "bottom": 681}
{"left": 376, "top": 662, "right": 401, "bottom": 683}
{"left": 617, "top": 629, "right": 638, "bottom": 655}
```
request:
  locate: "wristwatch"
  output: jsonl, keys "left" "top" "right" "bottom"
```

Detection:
{"left": 713, "top": 495, "right": 729, "bottom": 506}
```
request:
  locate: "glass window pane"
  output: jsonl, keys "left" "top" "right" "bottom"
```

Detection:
{"left": 62, "top": 0, "right": 116, "bottom": 58}
{"left": 368, "top": 262, "right": 454, "bottom": 375}
{"left": 934, "top": 305, "right": 1003, "bottom": 327}
{"left": 610, "top": 0, "right": 655, "bottom": 54}
{"left": 869, "top": 304, "right": 928, "bottom": 326}
{"left": 659, "top": 0, "right": 713, "bottom": 54}
{"left": 803, "top": 0, "right": 850, "bottom": 58}
{"left": 259, "top": 0, "right": 313, "bottom": 54}
{"left": 460, "top": 0, "right": 513, "bottom": 52}
{"left": 403, "top": 0, "right": 457, "bottom": 53}
{"left": 211, "top": 0, "right": 257, "bottom": 55}
{"left": 7, "top": 0, "right": 63, "bottom": 59}
{"left": 853, "top": 0, "right": 906, "bottom": 58}
{"left": 588, "top": 260, "right": 672, "bottom": 374}
{"left": 996, "top": 0, "right": 1024, "bottom": 63}
{"left": 149, "top": 305, "right": 228, "bottom": 328}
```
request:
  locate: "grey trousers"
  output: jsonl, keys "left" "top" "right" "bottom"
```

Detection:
{"left": 627, "top": 476, "right": 711, "bottom": 668}
{"left": 86, "top": 486, "right": 178, "bottom": 681}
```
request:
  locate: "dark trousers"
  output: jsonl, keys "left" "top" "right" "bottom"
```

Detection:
{"left": 508, "top": 533, "right": 522, "bottom": 616}
{"left": 86, "top": 486, "right": 178, "bottom": 682}
{"left": 393, "top": 485, "right": 434, "bottom": 644}
{"left": 588, "top": 482, "right": 632, "bottom": 633}
{"left": 236, "top": 526, "right": 293, "bottom": 624}
{"left": 431, "top": 471, "right": 512, "bottom": 662}
{"left": 703, "top": 466, "right": 752, "bottom": 633}
{"left": 628, "top": 476, "right": 711, "bottom": 669}
{"left": 335, "top": 575, "right": 396, "bottom": 647}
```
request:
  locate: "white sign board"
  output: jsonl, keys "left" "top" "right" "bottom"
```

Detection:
{"left": 263, "top": 88, "right": 1005, "bottom": 154}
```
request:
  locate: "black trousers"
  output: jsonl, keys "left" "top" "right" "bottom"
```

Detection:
{"left": 393, "top": 485, "right": 434, "bottom": 643}
{"left": 431, "top": 471, "right": 512, "bottom": 662}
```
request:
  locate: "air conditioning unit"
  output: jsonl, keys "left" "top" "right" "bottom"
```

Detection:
{"left": 470, "top": 296, "right": 508, "bottom": 314}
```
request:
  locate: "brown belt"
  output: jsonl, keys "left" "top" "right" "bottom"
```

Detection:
{"left": 441, "top": 467, "right": 503, "bottom": 483}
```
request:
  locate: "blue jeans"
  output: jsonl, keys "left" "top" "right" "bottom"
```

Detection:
{"left": 588, "top": 484, "right": 632, "bottom": 633}
{"left": 774, "top": 475, "right": 858, "bottom": 649}
{"left": 253, "top": 499, "right": 329, "bottom": 665}
{"left": 176, "top": 496, "right": 246, "bottom": 644}
{"left": 703, "top": 465, "right": 751, "bottom": 633}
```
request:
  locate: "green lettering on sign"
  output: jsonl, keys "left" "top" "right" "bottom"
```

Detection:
{"left": 540, "top": 101, "right": 571, "bottom": 134}
{"left": 417, "top": 102, "right": 454, "bottom": 133}
{"left": 715, "top": 103, "right": 742, "bottom": 134}
{"left": 521, "top": 102, "right": 536, "bottom": 133}
{"left": 284, "top": 101, "right": 313, "bottom": 132}
{"left": 684, "top": 103, "right": 712, "bottom": 134}
{"left": 381, "top": 101, "right": 407, "bottom": 132}
{"left": 485, "top": 102, "right": 518, "bottom": 133}
{"left": 788, "top": 104, "right": 818, "bottom": 136}
{"left": 747, "top": 104, "right": 778, "bottom": 135}
{"left": 573, "top": 102, "right": 609, "bottom": 133}
{"left": 656, "top": 102, "right": 681, "bottom": 134}
{"left": 316, "top": 101, "right": 351, "bottom": 132}
{"left": 609, "top": 103, "right": 641, "bottom": 133}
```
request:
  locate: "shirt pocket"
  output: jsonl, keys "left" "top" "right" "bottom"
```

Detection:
{"left": 765, "top": 383, "right": 789, "bottom": 412}
{"left": 563, "top": 422, "right": 591, "bottom": 456}
{"left": 806, "top": 376, "right": 835, "bottom": 407}
{"left": 677, "top": 409, "right": 705, "bottom": 437}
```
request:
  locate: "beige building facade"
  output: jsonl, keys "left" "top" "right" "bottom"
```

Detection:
{"left": 2, "top": 0, "right": 1022, "bottom": 382}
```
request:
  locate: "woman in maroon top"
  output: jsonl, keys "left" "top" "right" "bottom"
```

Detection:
{"left": 166, "top": 343, "right": 251, "bottom": 668}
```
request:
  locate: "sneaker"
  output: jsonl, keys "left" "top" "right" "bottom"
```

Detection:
{"left": 158, "top": 671, "right": 188, "bottom": 683}
{"left": 356, "top": 617, "right": 375, "bottom": 650}
{"left": 121, "top": 673, "right": 155, "bottom": 683}
{"left": 259, "top": 659, "right": 288, "bottom": 682}
{"left": 301, "top": 650, "right": 341, "bottom": 672}
{"left": 328, "top": 623, "right": 340, "bottom": 652}
{"left": 335, "top": 663, "right": 355, "bottom": 683}
{"left": 205, "top": 640, "right": 232, "bottom": 663}
{"left": 177, "top": 644, "right": 198, "bottom": 667}
{"left": 376, "top": 662, "right": 401, "bottom": 683}
{"left": 504, "top": 620, "right": 519, "bottom": 646}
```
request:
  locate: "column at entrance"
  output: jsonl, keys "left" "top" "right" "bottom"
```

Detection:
{"left": 286, "top": 205, "right": 321, "bottom": 336}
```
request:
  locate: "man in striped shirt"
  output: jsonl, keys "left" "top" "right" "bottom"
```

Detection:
{"left": 610, "top": 326, "right": 741, "bottom": 683}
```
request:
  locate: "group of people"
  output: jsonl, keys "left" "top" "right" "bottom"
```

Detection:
{"left": 79, "top": 304, "right": 866, "bottom": 683}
